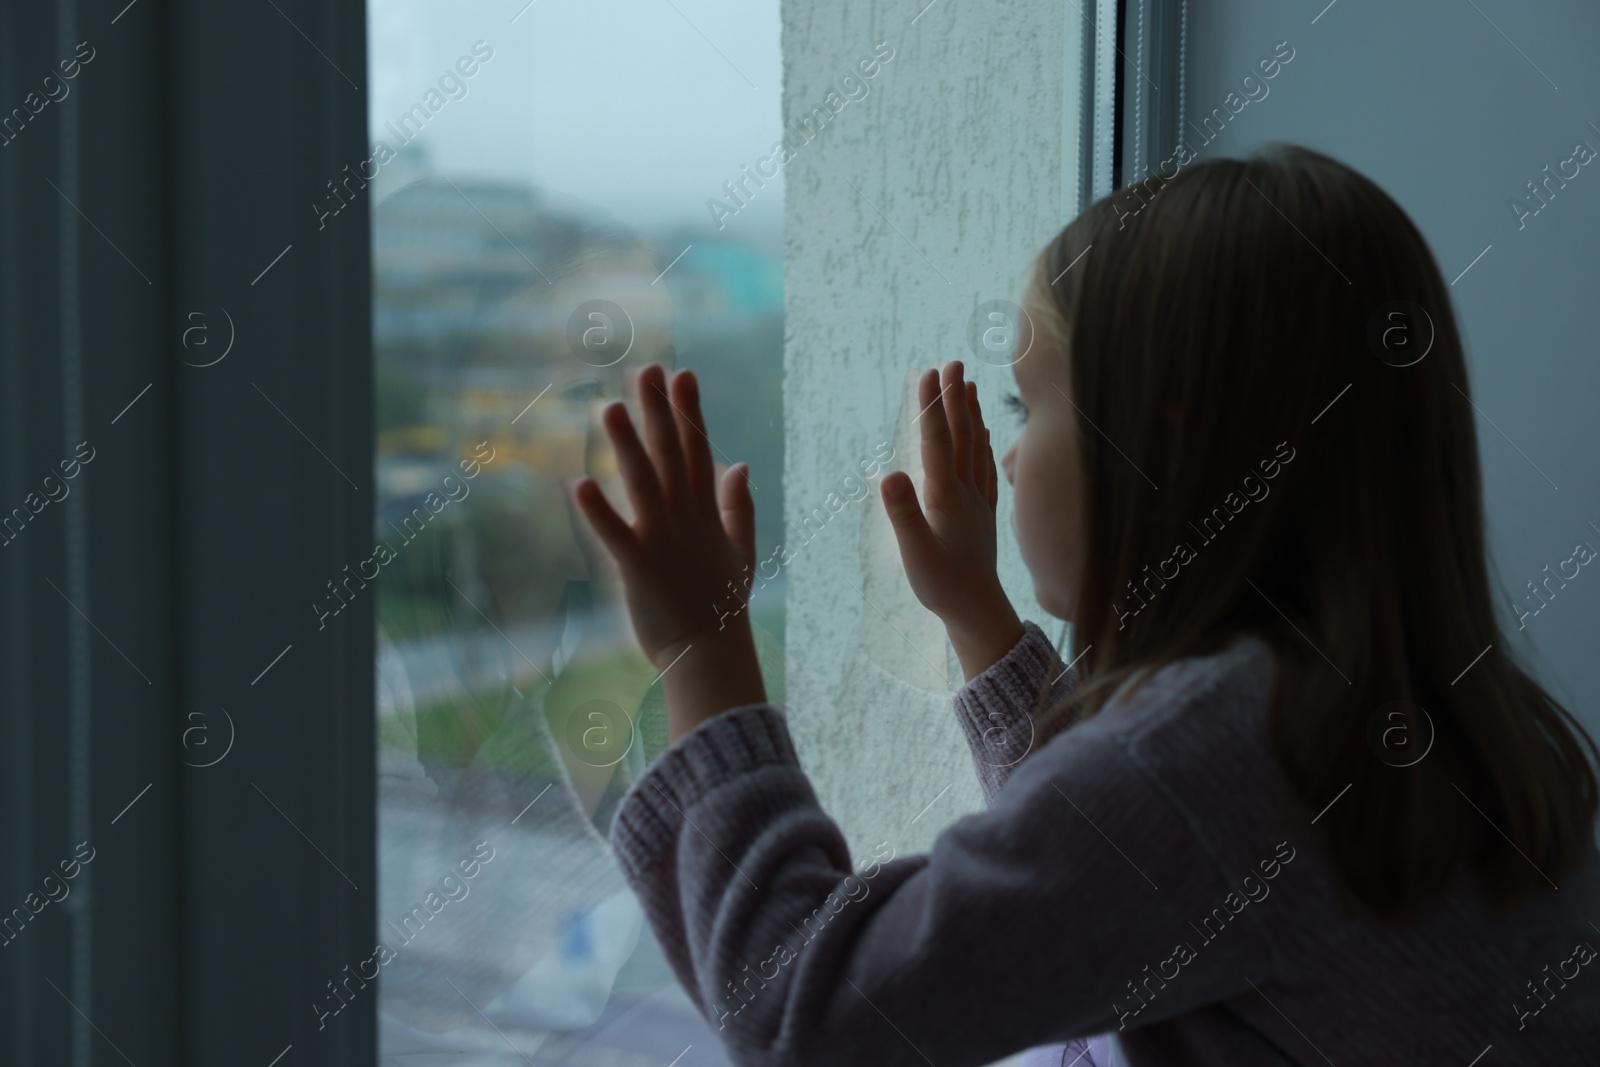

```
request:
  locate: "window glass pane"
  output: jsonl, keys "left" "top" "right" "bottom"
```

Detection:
{"left": 368, "top": 2, "right": 781, "bottom": 1061}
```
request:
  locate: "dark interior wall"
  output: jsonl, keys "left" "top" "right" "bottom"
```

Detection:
{"left": 0, "top": 1, "right": 375, "bottom": 1063}
{"left": 1177, "top": 0, "right": 1600, "bottom": 746}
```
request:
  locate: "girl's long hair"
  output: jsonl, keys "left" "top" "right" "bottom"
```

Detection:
{"left": 1021, "top": 143, "right": 1597, "bottom": 915}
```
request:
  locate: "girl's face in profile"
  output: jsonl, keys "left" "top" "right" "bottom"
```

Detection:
{"left": 1001, "top": 285, "right": 1083, "bottom": 620}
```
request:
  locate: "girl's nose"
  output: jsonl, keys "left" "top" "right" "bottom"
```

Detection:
{"left": 1001, "top": 444, "right": 1016, "bottom": 485}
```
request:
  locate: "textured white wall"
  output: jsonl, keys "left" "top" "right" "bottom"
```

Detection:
{"left": 780, "top": 0, "right": 1082, "bottom": 861}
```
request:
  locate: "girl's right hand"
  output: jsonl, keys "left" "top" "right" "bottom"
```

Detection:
{"left": 879, "top": 360, "right": 1024, "bottom": 682}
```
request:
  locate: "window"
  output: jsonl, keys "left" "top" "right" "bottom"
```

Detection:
{"left": 367, "top": 0, "right": 1108, "bottom": 1062}
{"left": 369, "top": 1, "right": 782, "bottom": 1060}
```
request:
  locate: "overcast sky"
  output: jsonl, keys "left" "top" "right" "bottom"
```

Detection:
{"left": 367, "top": 0, "right": 784, "bottom": 234}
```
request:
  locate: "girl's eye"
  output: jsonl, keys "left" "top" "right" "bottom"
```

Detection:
{"left": 1002, "top": 390, "right": 1027, "bottom": 422}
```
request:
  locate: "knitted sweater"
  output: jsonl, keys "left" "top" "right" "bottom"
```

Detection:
{"left": 608, "top": 621, "right": 1600, "bottom": 1065}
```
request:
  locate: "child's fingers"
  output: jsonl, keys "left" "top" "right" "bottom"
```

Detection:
{"left": 638, "top": 363, "right": 688, "bottom": 501}
{"left": 571, "top": 475, "right": 643, "bottom": 571}
{"left": 942, "top": 361, "right": 972, "bottom": 479}
{"left": 966, "top": 379, "right": 987, "bottom": 435}
{"left": 671, "top": 369, "right": 718, "bottom": 518}
{"left": 718, "top": 462, "right": 757, "bottom": 571}
{"left": 600, "top": 399, "right": 666, "bottom": 526}
{"left": 983, "top": 426, "right": 998, "bottom": 509}
{"left": 971, "top": 433, "right": 989, "bottom": 502}
{"left": 918, "top": 367, "right": 955, "bottom": 487}
{"left": 879, "top": 471, "right": 938, "bottom": 575}
{"left": 966, "top": 382, "right": 989, "bottom": 496}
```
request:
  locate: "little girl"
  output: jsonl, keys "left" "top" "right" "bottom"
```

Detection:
{"left": 570, "top": 144, "right": 1600, "bottom": 1065}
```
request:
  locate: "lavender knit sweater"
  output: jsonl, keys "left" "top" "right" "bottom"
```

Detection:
{"left": 608, "top": 621, "right": 1600, "bottom": 1065}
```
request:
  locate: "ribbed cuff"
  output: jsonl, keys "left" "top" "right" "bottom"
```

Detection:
{"left": 952, "top": 619, "right": 1065, "bottom": 763}
{"left": 609, "top": 703, "right": 800, "bottom": 876}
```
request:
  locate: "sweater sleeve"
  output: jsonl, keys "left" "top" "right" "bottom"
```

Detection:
{"left": 608, "top": 693, "right": 1278, "bottom": 1067}
{"left": 951, "top": 619, "right": 1082, "bottom": 806}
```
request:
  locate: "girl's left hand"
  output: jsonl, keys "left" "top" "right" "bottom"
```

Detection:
{"left": 569, "top": 365, "right": 767, "bottom": 733}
